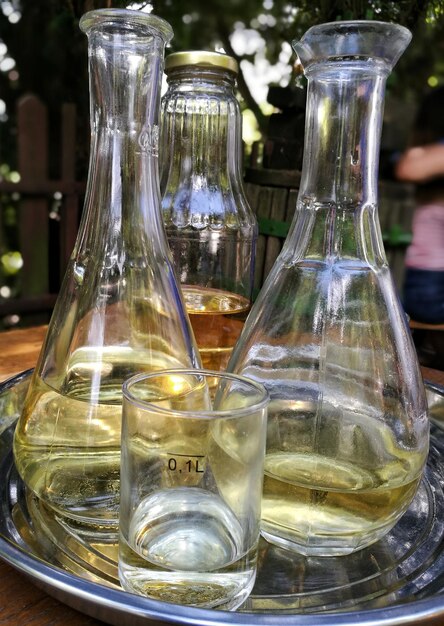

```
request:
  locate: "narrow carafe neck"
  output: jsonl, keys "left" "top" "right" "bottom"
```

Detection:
{"left": 87, "top": 27, "right": 163, "bottom": 203}
{"left": 78, "top": 13, "right": 172, "bottom": 258}
{"left": 293, "top": 20, "right": 412, "bottom": 211}
{"left": 299, "top": 60, "right": 387, "bottom": 208}
{"left": 88, "top": 29, "right": 162, "bottom": 136}
{"left": 286, "top": 22, "right": 412, "bottom": 266}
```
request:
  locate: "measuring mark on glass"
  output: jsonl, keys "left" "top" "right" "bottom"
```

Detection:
{"left": 167, "top": 452, "right": 205, "bottom": 473}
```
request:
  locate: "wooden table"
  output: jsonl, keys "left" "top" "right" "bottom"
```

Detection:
{"left": 0, "top": 325, "right": 443, "bottom": 625}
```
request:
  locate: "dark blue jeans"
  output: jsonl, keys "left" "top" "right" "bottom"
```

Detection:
{"left": 403, "top": 267, "right": 444, "bottom": 324}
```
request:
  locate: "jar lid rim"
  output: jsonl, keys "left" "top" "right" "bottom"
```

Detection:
{"left": 165, "top": 50, "right": 238, "bottom": 75}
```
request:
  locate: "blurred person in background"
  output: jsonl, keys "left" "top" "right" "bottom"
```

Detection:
{"left": 395, "top": 86, "right": 444, "bottom": 369}
{"left": 395, "top": 86, "right": 444, "bottom": 326}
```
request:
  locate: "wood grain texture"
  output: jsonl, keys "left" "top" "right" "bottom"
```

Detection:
{"left": 0, "top": 325, "right": 47, "bottom": 382}
{"left": 0, "top": 561, "right": 107, "bottom": 625}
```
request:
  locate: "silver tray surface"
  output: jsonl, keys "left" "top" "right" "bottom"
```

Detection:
{"left": 1, "top": 370, "right": 444, "bottom": 625}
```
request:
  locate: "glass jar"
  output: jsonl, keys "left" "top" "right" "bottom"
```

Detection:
{"left": 160, "top": 51, "right": 257, "bottom": 371}
{"left": 13, "top": 9, "right": 199, "bottom": 537}
{"left": 228, "top": 21, "right": 429, "bottom": 556}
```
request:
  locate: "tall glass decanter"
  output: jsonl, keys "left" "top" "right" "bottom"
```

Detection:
{"left": 160, "top": 51, "right": 257, "bottom": 371}
{"left": 228, "top": 21, "right": 429, "bottom": 556}
{"left": 13, "top": 9, "right": 199, "bottom": 534}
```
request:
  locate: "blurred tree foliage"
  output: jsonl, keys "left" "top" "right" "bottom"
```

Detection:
{"left": 151, "top": 0, "right": 444, "bottom": 132}
{"left": 0, "top": 0, "right": 442, "bottom": 172}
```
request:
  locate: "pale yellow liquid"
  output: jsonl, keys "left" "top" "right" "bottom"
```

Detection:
{"left": 13, "top": 346, "right": 184, "bottom": 530}
{"left": 182, "top": 286, "right": 250, "bottom": 371}
{"left": 261, "top": 451, "right": 423, "bottom": 556}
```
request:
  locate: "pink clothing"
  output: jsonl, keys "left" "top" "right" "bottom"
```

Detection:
{"left": 405, "top": 203, "right": 444, "bottom": 270}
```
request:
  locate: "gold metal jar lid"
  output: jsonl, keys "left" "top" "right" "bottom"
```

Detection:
{"left": 164, "top": 50, "right": 238, "bottom": 75}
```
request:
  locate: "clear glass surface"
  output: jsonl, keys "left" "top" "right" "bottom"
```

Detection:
{"left": 13, "top": 9, "right": 200, "bottom": 535}
{"left": 160, "top": 56, "right": 258, "bottom": 371}
{"left": 228, "top": 21, "right": 429, "bottom": 556}
{"left": 118, "top": 369, "right": 268, "bottom": 610}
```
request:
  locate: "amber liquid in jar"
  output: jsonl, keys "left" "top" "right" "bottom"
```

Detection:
{"left": 182, "top": 285, "right": 250, "bottom": 371}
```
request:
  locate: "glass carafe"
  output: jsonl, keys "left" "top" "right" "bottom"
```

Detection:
{"left": 160, "top": 51, "right": 257, "bottom": 371}
{"left": 13, "top": 9, "right": 199, "bottom": 535}
{"left": 228, "top": 21, "right": 429, "bottom": 556}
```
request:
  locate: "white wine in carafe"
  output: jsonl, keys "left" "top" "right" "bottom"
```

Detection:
{"left": 13, "top": 9, "right": 199, "bottom": 536}
{"left": 14, "top": 347, "right": 186, "bottom": 530}
{"left": 262, "top": 435, "right": 424, "bottom": 556}
{"left": 228, "top": 20, "right": 429, "bottom": 556}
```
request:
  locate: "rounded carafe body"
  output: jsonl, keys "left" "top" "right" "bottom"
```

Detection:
{"left": 13, "top": 9, "right": 199, "bottom": 535}
{"left": 228, "top": 21, "right": 429, "bottom": 556}
{"left": 160, "top": 52, "right": 257, "bottom": 372}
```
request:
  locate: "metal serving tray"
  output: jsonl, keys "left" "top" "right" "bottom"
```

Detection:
{"left": 1, "top": 370, "right": 444, "bottom": 626}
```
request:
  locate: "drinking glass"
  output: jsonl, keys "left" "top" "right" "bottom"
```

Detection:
{"left": 118, "top": 369, "right": 268, "bottom": 610}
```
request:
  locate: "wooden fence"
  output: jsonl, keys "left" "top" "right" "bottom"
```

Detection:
{"left": 244, "top": 167, "right": 415, "bottom": 296}
{"left": 0, "top": 94, "right": 84, "bottom": 325}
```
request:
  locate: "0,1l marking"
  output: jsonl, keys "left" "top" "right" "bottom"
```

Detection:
{"left": 167, "top": 453, "right": 205, "bottom": 473}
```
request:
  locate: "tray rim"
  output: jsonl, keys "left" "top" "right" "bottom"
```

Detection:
{"left": 4, "top": 536, "right": 444, "bottom": 626}
{"left": 2, "top": 369, "right": 444, "bottom": 626}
